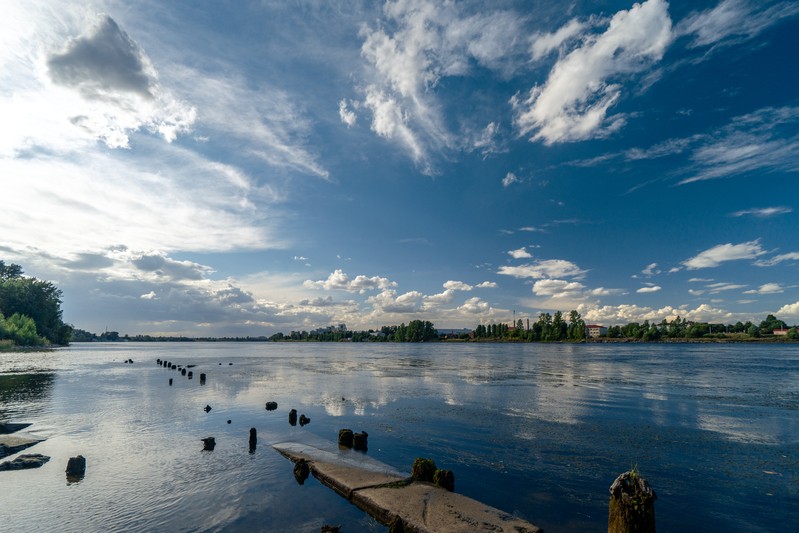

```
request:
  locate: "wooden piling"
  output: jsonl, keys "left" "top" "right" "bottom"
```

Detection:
{"left": 608, "top": 469, "right": 656, "bottom": 533}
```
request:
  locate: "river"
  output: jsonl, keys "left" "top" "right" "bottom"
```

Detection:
{"left": 1, "top": 342, "right": 797, "bottom": 531}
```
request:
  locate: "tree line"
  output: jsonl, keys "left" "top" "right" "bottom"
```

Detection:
{"left": 269, "top": 320, "right": 438, "bottom": 342}
{"left": 0, "top": 261, "right": 72, "bottom": 347}
{"left": 473, "top": 311, "right": 798, "bottom": 341}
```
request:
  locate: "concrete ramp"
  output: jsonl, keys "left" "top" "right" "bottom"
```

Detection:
{"left": 273, "top": 441, "right": 542, "bottom": 533}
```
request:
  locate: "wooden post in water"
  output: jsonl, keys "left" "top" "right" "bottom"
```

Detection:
{"left": 608, "top": 469, "right": 656, "bottom": 533}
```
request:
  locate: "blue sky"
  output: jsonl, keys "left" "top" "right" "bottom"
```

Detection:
{"left": 2, "top": 0, "right": 799, "bottom": 336}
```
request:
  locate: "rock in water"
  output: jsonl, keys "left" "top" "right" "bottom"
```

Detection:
{"left": 0, "top": 454, "right": 50, "bottom": 471}
{"left": 65, "top": 455, "right": 86, "bottom": 481}
{"left": 299, "top": 415, "right": 310, "bottom": 426}
{"left": 265, "top": 401, "right": 278, "bottom": 411}
{"left": 288, "top": 409, "right": 298, "bottom": 426}
{"left": 202, "top": 437, "right": 216, "bottom": 451}
{"left": 204, "top": 405, "right": 212, "bottom": 413}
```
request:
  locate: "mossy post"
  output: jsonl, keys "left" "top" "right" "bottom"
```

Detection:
{"left": 608, "top": 469, "right": 656, "bottom": 533}
{"left": 411, "top": 458, "right": 437, "bottom": 482}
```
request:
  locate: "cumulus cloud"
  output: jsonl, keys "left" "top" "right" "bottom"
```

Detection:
{"left": 512, "top": 0, "right": 672, "bottom": 144}
{"left": 498, "top": 259, "right": 587, "bottom": 280}
{"left": 443, "top": 280, "right": 473, "bottom": 291}
{"left": 475, "top": 281, "right": 497, "bottom": 288}
{"left": 730, "top": 206, "right": 792, "bottom": 218}
{"left": 367, "top": 289, "right": 424, "bottom": 314}
{"left": 304, "top": 269, "right": 396, "bottom": 293}
{"left": 131, "top": 252, "right": 212, "bottom": 281}
{"left": 682, "top": 240, "right": 765, "bottom": 269}
{"left": 582, "top": 302, "right": 735, "bottom": 325}
{"left": 637, "top": 286, "right": 662, "bottom": 293}
{"left": 457, "top": 296, "right": 491, "bottom": 315}
{"left": 507, "top": 247, "right": 533, "bottom": 259}
{"left": 776, "top": 301, "right": 799, "bottom": 317}
{"left": 533, "top": 279, "right": 586, "bottom": 298}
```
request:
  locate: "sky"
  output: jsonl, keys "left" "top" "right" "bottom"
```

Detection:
{"left": 2, "top": 0, "right": 799, "bottom": 336}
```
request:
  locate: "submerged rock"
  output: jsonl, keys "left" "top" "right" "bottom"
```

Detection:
{"left": 65, "top": 455, "right": 86, "bottom": 481}
{"left": 0, "top": 454, "right": 50, "bottom": 471}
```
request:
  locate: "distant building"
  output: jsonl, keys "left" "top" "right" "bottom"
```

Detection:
{"left": 774, "top": 328, "right": 790, "bottom": 336}
{"left": 586, "top": 325, "right": 607, "bottom": 338}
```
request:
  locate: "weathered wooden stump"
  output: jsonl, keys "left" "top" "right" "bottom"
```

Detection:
{"left": 181, "top": 368, "right": 187, "bottom": 376}
{"left": 411, "top": 458, "right": 436, "bottom": 483}
{"left": 202, "top": 437, "right": 216, "bottom": 451}
{"left": 265, "top": 401, "right": 278, "bottom": 411}
{"left": 299, "top": 414, "right": 310, "bottom": 426}
{"left": 65, "top": 455, "right": 86, "bottom": 482}
{"left": 187, "top": 371, "right": 193, "bottom": 379}
{"left": 249, "top": 428, "right": 257, "bottom": 452}
{"left": 353, "top": 431, "right": 368, "bottom": 451}
{"left": 288, "top": 409, "right": 298, "bottom": 426}
{"left": 204, "top": 404, "right": 212, "bottom": 413}
{"left": 169, "top": 378, "right": 173, "bottom": 386}
{"left": 434, "top": 469, "right": 455, "bottom": 492}
{"left": 608, "top": 470, "right": 656, "bottom": 533}
{"left": 338, "top": 429, "right": 354, "bottom": 448}
{"left": 293, "top": 458, "right": 310, "bottom": 484}
{"left": 200, "top": 373, "right": 206, "bottom": 384}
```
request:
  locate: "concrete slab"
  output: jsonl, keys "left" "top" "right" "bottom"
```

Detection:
{"left": 0, "top": 422, "right": 32, "bottom": 434}
{"left": 0, "top": 434, "right": 44, "bottom": 459}
{"left": 273, "top": 441, "right": 542, "bottom": 533}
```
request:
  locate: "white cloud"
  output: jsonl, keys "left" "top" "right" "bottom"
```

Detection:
{"left": 530, "top": 18, "right": 586, "bottom": 61}
{"left": 0, "top": 12, "right": 196, "bottom": 156}
{"left": 140, "top": 291, "right": 157, "bottom": 300}
{"left": 744, "top": 283, "right": 784, "bottom": 295}
{"left": 423, "top": 289, "right": 456, "bottom": 306}
{"left": 498, "top": 259, "right": 587, "bottom": 280}
{"left": 776, "top": 301, "right": 799, "bottom": 318}
{"left": 507, "top": 247, "right": 533, "bottom": 259}
{"left": 637, "top": 286, "right": 662, "bottom": 293}
{"left": 582, "top": 302, "right": 735, "bottom": 325}
{"left": 502, "top": 172, "right": 521, "bottom": 187}
{"left": 304, "top": 269, "right": 396, "bottom": 293}
{"left": 475, "top": 281, "right": 497, "bottom": 289}
{"left": 705, "top": 282, "right": 747, "bottom": 294}
{"left": 443, "top": 280, "right": 473, "bottom": 291}
{"left": 366, "top": 289, "right": 424, "bottom": 314}
{"left": 533, "top": 279, "right": 586, "bottom": 298}
{"left": 338, "top": 99, "right": 357, "bottom": 127}
{"left": 457, "top": 296, "right": 491, "bottom": 315}
{"left": 512, "top": 0, "right": 672, "bottom": 144}
{"left": 730, "top": 206, "right": 792, "bottom": 218}
{"left": 682, "top": 240, "right": 766, "bottom": 269}
{"left": 641, "top": 262, "right": 661, "bottom": 276}
{"left": 677, "top": 0, "right": 799, "bottom": 48}
{"left": 755, "top": 252, "right": 799, "bottom": 267}
{"left": 352, "top": 1, "right": 527, "bottom": 171}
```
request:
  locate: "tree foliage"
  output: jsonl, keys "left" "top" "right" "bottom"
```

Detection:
{"left": 0, "top": 261, "right": 72, "bottom": 346}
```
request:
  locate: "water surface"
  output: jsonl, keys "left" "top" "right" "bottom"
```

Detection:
{"left": 1, "top": 342, "right": 797, "bottom": 532}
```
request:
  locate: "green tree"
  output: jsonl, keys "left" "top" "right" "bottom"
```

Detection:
{"left": 567, "top": 310, "right": 586, "bottom": 340}
{"left": 0, "top": 262, "right": 72, "bottom": 345}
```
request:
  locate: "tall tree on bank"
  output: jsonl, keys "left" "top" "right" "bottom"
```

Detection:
{"left": 0, "top": 261, "right": 72, "bottom": 345}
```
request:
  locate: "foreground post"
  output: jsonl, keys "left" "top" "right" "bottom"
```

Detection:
{"left": 608, "top": 469, "right": 656, "bottom": 533}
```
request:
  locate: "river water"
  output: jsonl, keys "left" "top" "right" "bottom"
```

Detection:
{"left": 1, "top": 342, "right": 797, "bottom": 532}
